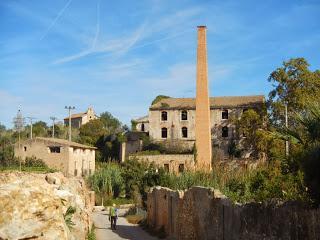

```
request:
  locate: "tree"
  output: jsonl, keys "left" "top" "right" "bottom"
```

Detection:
{"left": 151, "top": 95, "right": 170, "bottom": 105}
{"left": 268, "top": 58, "right": 320, "bottom": 127}
{"left": 100, "top": 112, "right": 123, "bottom": 134}
{"left": 79, "top": 119, "right": 106, "bottom": 146}
{"left": 234, "top": 109, "right": 268, "bottom": 158}
{"left": 32, "top": 121, "right": 48, "bottom": 137}
{"left": 279, "top": 102, "right": 320, "bottom": 204}
{"left": 79, "top": 112, "right": 125, "bottom": 161}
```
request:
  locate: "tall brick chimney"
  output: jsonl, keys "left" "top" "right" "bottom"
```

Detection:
{"left": 195, "top": 26, "right": 212, "bottom": 170}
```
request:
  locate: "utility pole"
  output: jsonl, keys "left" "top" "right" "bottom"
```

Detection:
{"left": 13, "top": 109, "right": 25, "bottom": 172}
{"left": 50, "top": 117, "right": 57, "bottom": 138}
{"left": 26, "top": 117, "right": 36, "bottom": 139}
{"left": 65, "top": 106, "right": 75, "bottom": 142}
{"left": 285, "top": 103, "right": 289, "bottom": 157}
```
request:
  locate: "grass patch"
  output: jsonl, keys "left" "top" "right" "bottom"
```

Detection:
{"left": 0, "top": 166, "right": 56, "bottom": 173}
{"left": 87, "top": 224, "right": 96, "bottom": 240}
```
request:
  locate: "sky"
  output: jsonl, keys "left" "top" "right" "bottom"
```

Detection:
{"left": 1, "top": 0, "right": 319, "bottom": 128}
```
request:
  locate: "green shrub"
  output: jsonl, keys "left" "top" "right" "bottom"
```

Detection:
{"left": 24, "top": 156, "right": 48, "bottom": 168}
{"left": 87, "top": 225, "right": 96, "bottom": 240}
{"left": 64, "top": 206, "right": 76, "bottom": 229}
{"left": 88, "top": 162, "right": 124, "bottom": 205}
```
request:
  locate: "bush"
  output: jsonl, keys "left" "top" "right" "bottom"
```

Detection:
{"left": 87, "top": 225, "right": 96, "bottom": 240}
{"left": 88, "top": 162, "right": 125, "bottom": 205}
{"left": 301, "top": 145, "right": 320, "bottom": 204}
{"left": 24, "top": 156, "right": 48, "bottom": 168}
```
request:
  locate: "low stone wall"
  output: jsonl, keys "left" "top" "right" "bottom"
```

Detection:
{"left": 147, "top": 186, "right": 320, "bottom": 240}
{"left": 129, "top": 154, "right": 194, "bottom": 173}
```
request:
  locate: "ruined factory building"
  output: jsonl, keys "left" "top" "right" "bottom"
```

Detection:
{"left": 15, "top": 137, "right": 96, "bottom": 177}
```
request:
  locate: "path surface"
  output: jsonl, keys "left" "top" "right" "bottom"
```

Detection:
{"left": 92, "top": 211, "right": 159, "bottom": 240}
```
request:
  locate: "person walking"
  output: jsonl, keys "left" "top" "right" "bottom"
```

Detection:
{"left": 109, "top": 203, "right": 118, "bottom": 230}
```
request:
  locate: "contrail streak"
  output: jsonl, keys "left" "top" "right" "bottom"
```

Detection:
{"left": 91, "top": 0, "right": 101, "bottom": 49}
{"left": 40, "top": 0, "right": 73, "bottom": 40}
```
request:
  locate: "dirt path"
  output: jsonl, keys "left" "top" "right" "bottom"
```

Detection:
{"left": 92, "top": 211, "right": 159, "bottom": 240}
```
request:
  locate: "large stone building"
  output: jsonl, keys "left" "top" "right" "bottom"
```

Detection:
{"left": 64, "top": 107, "right": 97, "bottom": 128}
{"left": 135, "top": 95, "right": 265, "bottom": 156}
{"left": 15, "top": 137, "right": 96, "bottom": 177}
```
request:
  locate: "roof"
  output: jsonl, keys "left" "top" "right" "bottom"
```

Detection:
{"left": 149, "top": 95, "right": 265, "bottom": 110}
{"left": 30, "top": 137, "right": 97, "bottom": 149}
{"left": 63, "top": 112, "right": 86, "bottom": 120}
{"left": 134, "top": 115, "right": 149, "bottom": 123}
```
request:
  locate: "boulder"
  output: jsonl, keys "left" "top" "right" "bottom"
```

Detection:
{"left": 0, "top": 172, "right": 93, "bottom": 240}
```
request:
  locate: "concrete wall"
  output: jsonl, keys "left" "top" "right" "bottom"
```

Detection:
{"left": 147, "top": 186, "right": 320, "bottom": 240}
{"left": 129, "top": 154, "right": 195, "bottom": 173}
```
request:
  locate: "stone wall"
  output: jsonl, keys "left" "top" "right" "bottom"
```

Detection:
{"left": 147, "top": 186, "right": 320, "bottom": 240}
{"left": 129, "top": 154, "right": 195, "bottom": 173}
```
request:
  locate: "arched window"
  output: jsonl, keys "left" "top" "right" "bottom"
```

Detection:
{"left": 181, "top": 127, "right": 188, "bottom": 138}
{"left": 181, "top": 110, "right": 188, "bottom": 120}
{"left": 161, "top": 127, "right": 168, "bottom": 138}
{"left": 222, "top": 126, "right": 228, "bottom": 138}
{"left": 161, "top": 111, "right": 168, "bottom": 121}
{"left": 141, "top": 123, "right": 145, "bottom": 132}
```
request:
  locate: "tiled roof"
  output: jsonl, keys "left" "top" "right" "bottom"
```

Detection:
{"left": 63, "top": 112, "right": 86, "bottom": 120}
{"left": 134, "top": 115, "right": 149, "bottom": 123}
{"left": 150, "top": 95, "right": 265, "bottom": 110}
{"left": 32, "top": 137, "right": 97, "bottom": 149}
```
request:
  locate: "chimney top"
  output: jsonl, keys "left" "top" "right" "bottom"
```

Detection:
{"left": 197, "top": 25, "right": 207, "bottom": 29}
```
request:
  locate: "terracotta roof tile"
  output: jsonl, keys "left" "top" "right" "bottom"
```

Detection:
{"left": 33, "top": 137, "right": 97, "bottom": 149}
{"left": 63, "top": 112, "right": 86, "bottom": 120}
{"left": 150, "top": 95, "right": 265, "bottom": 110}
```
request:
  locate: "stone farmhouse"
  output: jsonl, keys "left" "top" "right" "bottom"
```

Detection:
{"left": 15, "top": 137, "right": 96, "bottom": 177}
{"left": 64, "top": 107, "right": 97, "bottom": 128}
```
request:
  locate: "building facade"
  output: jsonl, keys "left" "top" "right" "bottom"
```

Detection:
{"left": 136, "top": 95, "right": 265, "bottom": 156}
{"left": 15, "top": 137, "right": 96, "bottom": 177}
{"left": 64, "top": 107, "right": 97, "bottom": 128}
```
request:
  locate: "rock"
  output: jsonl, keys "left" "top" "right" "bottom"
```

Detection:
{"left": 45, "top": 174, "right": 61, "bottom": 185}
{"left": 0, "top": 172, "right": 93, "bottom": 240}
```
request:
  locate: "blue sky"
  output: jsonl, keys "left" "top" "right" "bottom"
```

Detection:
{"left": 1, "top": 0, "right": 319, "bottom": 128}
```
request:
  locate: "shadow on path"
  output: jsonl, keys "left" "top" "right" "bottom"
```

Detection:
{"left": 93, "top": 211, "right": 159, "bottom": 240}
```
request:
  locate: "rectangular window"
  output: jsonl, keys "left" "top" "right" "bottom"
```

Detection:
{"left": 181, "top": 111, "right": 188, "bottom": 120}
{"left": 74, "top": 162, "right": 77, "bottom": 176}
{"left": 49, "top": 146, "right": 61, "bottom": 153}
{"left": 222, "top": 127, "right": 229, "bottom": 138}
{"left": 164, "top": 164, "right": 169, "bottom": 172}
{"left": 222, "top": 110, "right": 228, "bottom": 119}
{"left": 178, "top": 164, "right": 185, "bottom": 173}
{"left": 161, "top": 128, "right": 168, "bottom": 138}
{"left": 24, "top": 146, "right": 27, "bottom": 151}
